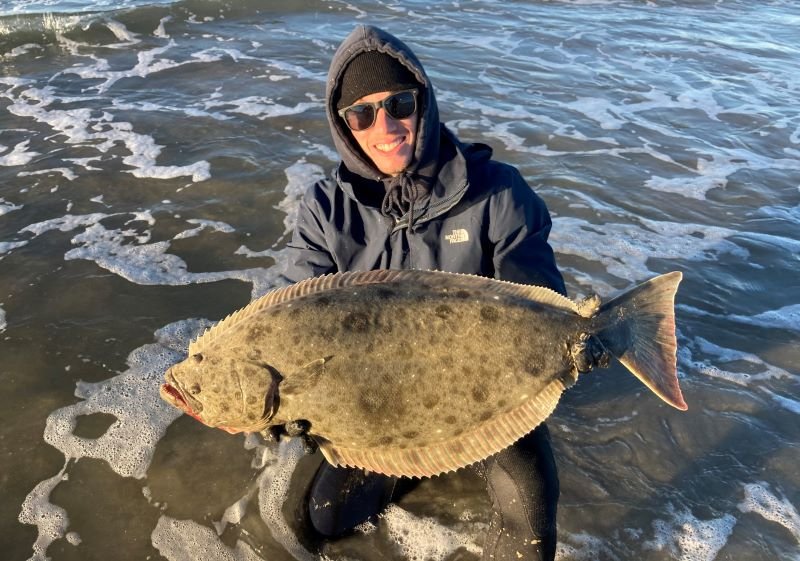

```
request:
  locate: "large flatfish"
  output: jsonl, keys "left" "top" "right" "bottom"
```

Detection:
{"left": 160, "top": 269, "right": 686, "bottom": 478}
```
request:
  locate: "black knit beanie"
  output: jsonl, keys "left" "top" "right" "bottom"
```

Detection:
{"left": 336, "top": 51, "right": 421, "bottom": 110}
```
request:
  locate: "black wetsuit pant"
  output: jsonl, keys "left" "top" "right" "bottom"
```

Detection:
{"left": 307, "top": 424, "right": 559, "bottom": 561}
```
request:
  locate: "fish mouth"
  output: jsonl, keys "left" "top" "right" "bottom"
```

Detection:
{"left": 160, "top": 382, "right": 208, "bottom": 424}
{"left": 160, "top": 382, "right": 189, "bottom": 410}
{"left": 160, "top": 369, "right": 205, "bottom": 420}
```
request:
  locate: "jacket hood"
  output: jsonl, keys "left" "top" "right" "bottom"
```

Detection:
{"left": 326, "top": 25, "right": 441, "bottom": 186}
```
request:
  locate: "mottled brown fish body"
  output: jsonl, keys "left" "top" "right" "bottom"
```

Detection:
{"left": 266, "top": 283, "right": 577, "bottom": 443}
{"left": 161, "top": 269, "right": 686, "bottom": 477}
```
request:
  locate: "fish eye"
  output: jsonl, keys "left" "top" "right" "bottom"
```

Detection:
{"left": 189, "top": 383, "right": 202, "bottom": 395}
{"left": 192, "top": 353, "right": 204, "bottom": 363}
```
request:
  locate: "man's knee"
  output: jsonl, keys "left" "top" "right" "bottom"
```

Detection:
{"left": 307, "top": 463, "right": 395, "bottom": 538}
{"left": 480, "top": 424, "right": 560, "bottom": 560}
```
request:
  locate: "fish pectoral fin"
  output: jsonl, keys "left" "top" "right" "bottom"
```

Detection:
{"left": 280, "top": 357, "right": 329, "bottom": 396}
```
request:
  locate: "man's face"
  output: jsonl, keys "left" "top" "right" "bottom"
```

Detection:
{"left": 348, "top": 90, "right": 418, "bottom": 176}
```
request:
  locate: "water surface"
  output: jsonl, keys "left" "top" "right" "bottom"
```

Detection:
{"left": 1, "top": 0, "right": 798, "bottom": 560}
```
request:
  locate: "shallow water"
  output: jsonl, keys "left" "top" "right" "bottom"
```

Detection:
{"left": 1, "top": 0, "right": 798, "bottom": 560}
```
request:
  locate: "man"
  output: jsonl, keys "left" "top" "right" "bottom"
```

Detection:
{"left": 282, "top": 24, "right": 594, "bottom": 561}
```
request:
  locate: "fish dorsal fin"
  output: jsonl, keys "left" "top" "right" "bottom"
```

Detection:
{"left": 190, "top": 269, "right": 578, "bottom": 354}
{"left": 189, "top": 269, "right": 408, "bottom": 354}
{"left": 318, "top": 376, "right": 568, "bottom": 478}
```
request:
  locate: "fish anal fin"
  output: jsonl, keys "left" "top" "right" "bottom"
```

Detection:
{"left": 320, "top": 379, "right": 567, "bottom": 478}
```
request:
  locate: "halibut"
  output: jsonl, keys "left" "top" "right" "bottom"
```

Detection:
{"left": 160, "top": 269, "right": 687, "bottom": 478}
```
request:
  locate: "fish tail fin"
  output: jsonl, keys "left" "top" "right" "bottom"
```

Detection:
{"left": 594, "top": 271, "right": 688, "bottom": 411}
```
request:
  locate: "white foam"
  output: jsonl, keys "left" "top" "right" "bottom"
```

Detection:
{"left": 681, "top": 336, "right": 794, "bottom": 387}
{"left": 110, "top": 98, "right": 232, "bottom": 122}
{"left": 551, "top": 215, "right": 747, "bottom": 285}
{"left": 18, "top": 462, "right": 70, "bottom": 561}
{"left": 0, "top": 12, "right": 84, "bottom": 36}
{"left": 739, "top": 483, "right": 800, "bottom": 544}
{"left": 257, "top": 437, "right": 316, "bottom": 561}
{"left": 745, "top": 305, "right": 800, "bottom": 333}
{"left": 647, "top": 505, "right": 737, "bottom": 561}
{"left": 43, "top": 319, "right": 211, "bottom": 479}
{"left": 263, "top": 59, "right": 326, "bottom": 82}
{"left": 61, "top": 40, "right": 178, "bottom": 93}
{"left": 2, "top": 43, "right": 43, "bottom": 59}
{"left": 555, "top": 532, "right": 612, "bottom": 560}
{"left": 212, "top": 493, "right": 252, "bottom": 536}
{"left": 20, "top": 212, "right": 111, "bottom": 236}
{"left": 152, "top": 516, "right": 262, "bottom": 561}
{"left": 172, "top": 219, "right": 235, "bottom": 240}
{"left": 53, "top": 32, "right": 86, "bottom": 56}
{"left": 63, "top": 156, "right": 103, "bottom": 171}
{"left": 277, "top": 159, "right": 326, "bottom": 235}
{"left": 192, "top": 46, "right": 261, "bottom": 64}
{"left": 0, "top": 140, "right": 39, "bottom": 166}
{"left": 204, "top": 96, "right": 318, "bottom": 120}
{"left": 18, "top": 167, "right": 78, "bottom": 180}
{"left": 762, "top": 389, "right": 800, "bottom": 415}
{"left": 17, "top": 210, "right": 276, "bottom": 297}
{"left": 0, "top": 306, "right": 6, "bottom": 331}
{"left": 381, "top": 503, "right": 483, "bottom": 561}
{"left": 0, "top": 198, "right": 23, "bottom": 216}
{"left": 61, "top": 221, "right": 277, "bottom": 297}
{"left": 2, "top": 85, "right": 211, "bottom": 182}
{"left": 154, "top": 16, "right": 172, "bottom": 38}
{"left": 680, "top": 303, "right": 800, "bottom": 334}
{"left": 645, "top": 154, "right": 740, "bottom": 200}
{"left": 104, "top": 20, "right": 140, "bottom": 49}
{"left": 649, "top": 147, "right": 800, "bottom": 200}
{"left": 300, "top": 142, "right": 339, "bottom": 163}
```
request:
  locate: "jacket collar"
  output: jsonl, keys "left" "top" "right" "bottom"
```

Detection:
{"left": 334, "top": 126, "right": 491, "bottom": 231}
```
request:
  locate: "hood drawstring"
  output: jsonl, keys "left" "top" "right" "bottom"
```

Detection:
{"left": 381, "top": 174, "right": 429, "bottom": 229}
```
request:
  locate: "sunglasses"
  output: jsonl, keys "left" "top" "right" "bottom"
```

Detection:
{"left": 338, "top": 89, "right": 418, "bottom": 131}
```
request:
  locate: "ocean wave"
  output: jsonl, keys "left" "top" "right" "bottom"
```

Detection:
{"left": 0, "top": 11, "right": 91, "bottom": 48}
{"left": 0, "top": 0, "right": 259, "bottom": 50}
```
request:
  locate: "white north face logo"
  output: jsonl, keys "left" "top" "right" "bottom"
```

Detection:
{"left": 445, "top": 229, "right": 469, "bottom": 244}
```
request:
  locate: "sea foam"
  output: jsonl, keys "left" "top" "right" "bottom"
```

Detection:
{"left": 381, "top": 504, "right": 483, "bottom": 561}
{"left": 152, "top": 516, "right": 262, "bottom": 561}
{"left": 18, "top": 464, "right": 72, "bottom": 561}
{"left": 738, "top": 482, "right": 800, "bottom": 545}
{"left": 19, "top": 319, "right": 208, "bottom": 560}
{"left": 0, "top": 198, "right": 23, "bottom": 216}
{"left": 647, "top": 505, "right": 737, "bottom": 561}
{"left": 681, "top": 336, "right": 794, "bottom": 387}
{"left": 551, "top": 215, "right": 748, "bottom": 287}
{"left": 43, "top": 319, "right": 210, "bottom": 479}
{"left": 19, "top": 211, "right": 280, "bottom": 298}
{"left": 0, "top": 140, "right": 39, "bottom": 166}
{"left": 2, "top": 84, "right": 211, "bottom": 182}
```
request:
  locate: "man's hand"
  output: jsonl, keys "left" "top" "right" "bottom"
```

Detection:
{"left": 264, "top": 420, "right": 318, "bottom": 454}
{"left": 571, "top": 333, "right": 611, "bottom": 373}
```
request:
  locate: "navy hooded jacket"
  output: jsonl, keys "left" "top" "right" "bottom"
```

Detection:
{"left": 283, "top": 25, "right": 565, "bottom": 296}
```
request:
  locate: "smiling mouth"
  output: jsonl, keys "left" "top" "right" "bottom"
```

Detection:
{"left": 375, "top": 137, "right": 404, "bottom": 152}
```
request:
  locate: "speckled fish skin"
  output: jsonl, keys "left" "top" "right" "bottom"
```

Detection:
{"left": 160, "top": 269, "right": 686, "bottom": 477}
